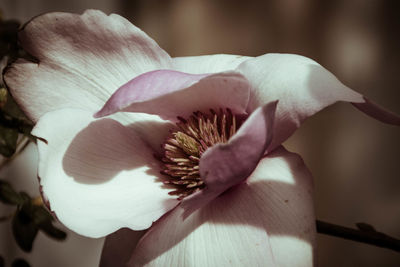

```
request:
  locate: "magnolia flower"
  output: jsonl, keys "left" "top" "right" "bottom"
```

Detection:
{"left": 4, "top": 10, "right": 399, "bottom": 267}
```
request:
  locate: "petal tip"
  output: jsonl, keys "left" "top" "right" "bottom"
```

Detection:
{"left": 93, "top": 110, "right": 104, "bottom": 118}
{"left": 352, "top": 97, "right": 400, "bottom": 126}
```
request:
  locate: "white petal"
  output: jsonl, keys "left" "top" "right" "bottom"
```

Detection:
{"left": 4, "top": 10, "right": 171, "bottom": 122}
{"left": 130, "top": 204, "right": 276, "bottom": 267}
{"left": 173, "top": 54, "right": 251, "bottom": 74}
{"left": 247, "top": 147, "right": 316, "bottom": 267}
{"left": 129, "top": 147, "right": 315, "bottom": 267}
{"left": 237, "top": 53, "right": 364, "bottom": 149}
{"left": 33, "top": 108, "right": 178, "bottom": 237}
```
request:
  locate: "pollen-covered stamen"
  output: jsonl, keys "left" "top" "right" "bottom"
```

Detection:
{"left": 160, "top": 109, "right": 242, "bottom": 200}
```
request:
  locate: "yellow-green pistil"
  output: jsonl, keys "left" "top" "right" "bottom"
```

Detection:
{"left": 160, "top": 109, "right": 241, "bottom": 200}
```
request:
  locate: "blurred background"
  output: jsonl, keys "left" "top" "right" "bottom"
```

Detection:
{"left": 0, "top": 0, "right": 399, "bottom": 266}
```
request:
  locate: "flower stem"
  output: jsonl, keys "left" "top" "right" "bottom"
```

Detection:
{"left": 316, "top": 220, "right": 400, "bottom": 252}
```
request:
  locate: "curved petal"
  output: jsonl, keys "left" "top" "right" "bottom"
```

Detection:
{"left": 100, "top": 228, "right": 146, "bottom": 267}
{"left": 173, "top": 54, "right": 251, "bottom": 74}
{"left": 3, "top": 10, "right": 171, "bottom": 122}
{"left": 181, "top": 101, "right": 277, "bottom": 217}
{"left": 130, "top": 200, "right": 277, "bottom": 267}
{"left": 129, "top": 147, "right": 315, "bottom": 267}
{"left": 32, "top": 108, "right": 178, "bottom": 237}
{"left": 95, "top": 70, "right": 250, "bottom": 122}
{"left": 248, "top": 147, "right": 316, "bottom": 266}
{"left": 237, "top": 53, "right": 369, "bottom": 149}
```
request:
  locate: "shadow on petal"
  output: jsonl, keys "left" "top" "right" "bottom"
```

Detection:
{"left": 131, "top": 148, "right": 315, "bottom": 266}
{"left": 101, "top": 228, "right": 146, "bottom": 267}
{"left": 62, "top": 118, "right": 169, "bottom": 184}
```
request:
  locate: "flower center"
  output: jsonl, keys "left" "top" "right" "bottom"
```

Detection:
{"left": 160, "top": 109, "right": 242, "bottom": 200}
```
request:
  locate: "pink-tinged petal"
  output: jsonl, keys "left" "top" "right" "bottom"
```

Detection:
{"left": 95, "top": 70, "right": 206, "bottom": 117}
{"left": 129, "top": 147, "right": 315, "bottom": 267}
{"left": 100, "top": 228, "right": 146, "bottom": 267}
{"left": 95, "top": 70, "right": 250, "bottom": 121}
{"left": 181, "top": 101, "right": 277, "bottom": 217}
{"left": 236, "top": 53, "right": 368, "bottom": 150}
{"left": 173, "top": 54, "right": 251, "bottom": 74}
{"left": 3, "top": 10, "right": 171, "bottom": 122}
{"left": 352, "top": 97, "right": 400, "bottom": 125}
{"left": 32, "top": 108, "right": 178, "bottom": 238}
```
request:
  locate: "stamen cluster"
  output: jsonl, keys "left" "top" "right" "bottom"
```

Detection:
{"left": 161, "top": 109, "right": 240, "bottom": 199}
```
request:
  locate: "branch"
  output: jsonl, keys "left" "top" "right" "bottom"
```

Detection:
{"left": 316, "top": 220, "right": 400, "bottom": 252}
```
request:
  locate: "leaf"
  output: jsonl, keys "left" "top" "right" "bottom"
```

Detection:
{"left": 31, "top": 205, "right": 53, "bottom": 225}
{"left": 0, "top": 90, "right": 34, "bottom": 139}
{"left": 38, "top": 220, "right": 67, "bottom": 240}
{"left": 12, "top": 202, "right": 38, "bottom": 252}
{"left": 1, "top": 88, "right": 29, "bottom": 123}
{"left": 18, "top": 192, "right": 31, "bottom": 204}
{"left": 32, "top": 205, "right": 66, "bottom": 240}
{"left": 11, "top": 258, "right": 30, "bottom": 267}
{"left": 0, "top": 180, "right": 23, "bottom": 205}
{"left": 11, "top": 192, "right": 67, "bottom": 251}
{"left": 0, "top": 124, "right": 18, "bottom": 157}
{"left": 2, "top": 94, "right": 24, "bottom": 121}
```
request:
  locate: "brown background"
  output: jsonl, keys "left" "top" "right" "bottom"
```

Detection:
{"left": 1, "top": 0, "right": 399, "bottom": 266}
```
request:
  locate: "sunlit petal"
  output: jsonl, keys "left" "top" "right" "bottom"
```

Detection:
{"left": 33, "top": 108, "right": 178, "bottom": 237}
{"left": 173, "top": 54, "right": 251, "bottom": 74}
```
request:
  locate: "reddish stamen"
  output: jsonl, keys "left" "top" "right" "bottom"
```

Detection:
{"left": 159, "top": 109, "right": 243, "bottom": 200}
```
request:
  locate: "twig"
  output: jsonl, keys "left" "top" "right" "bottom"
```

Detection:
{"left": 316, "top": 220, "right": 400, "bottom": 252}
